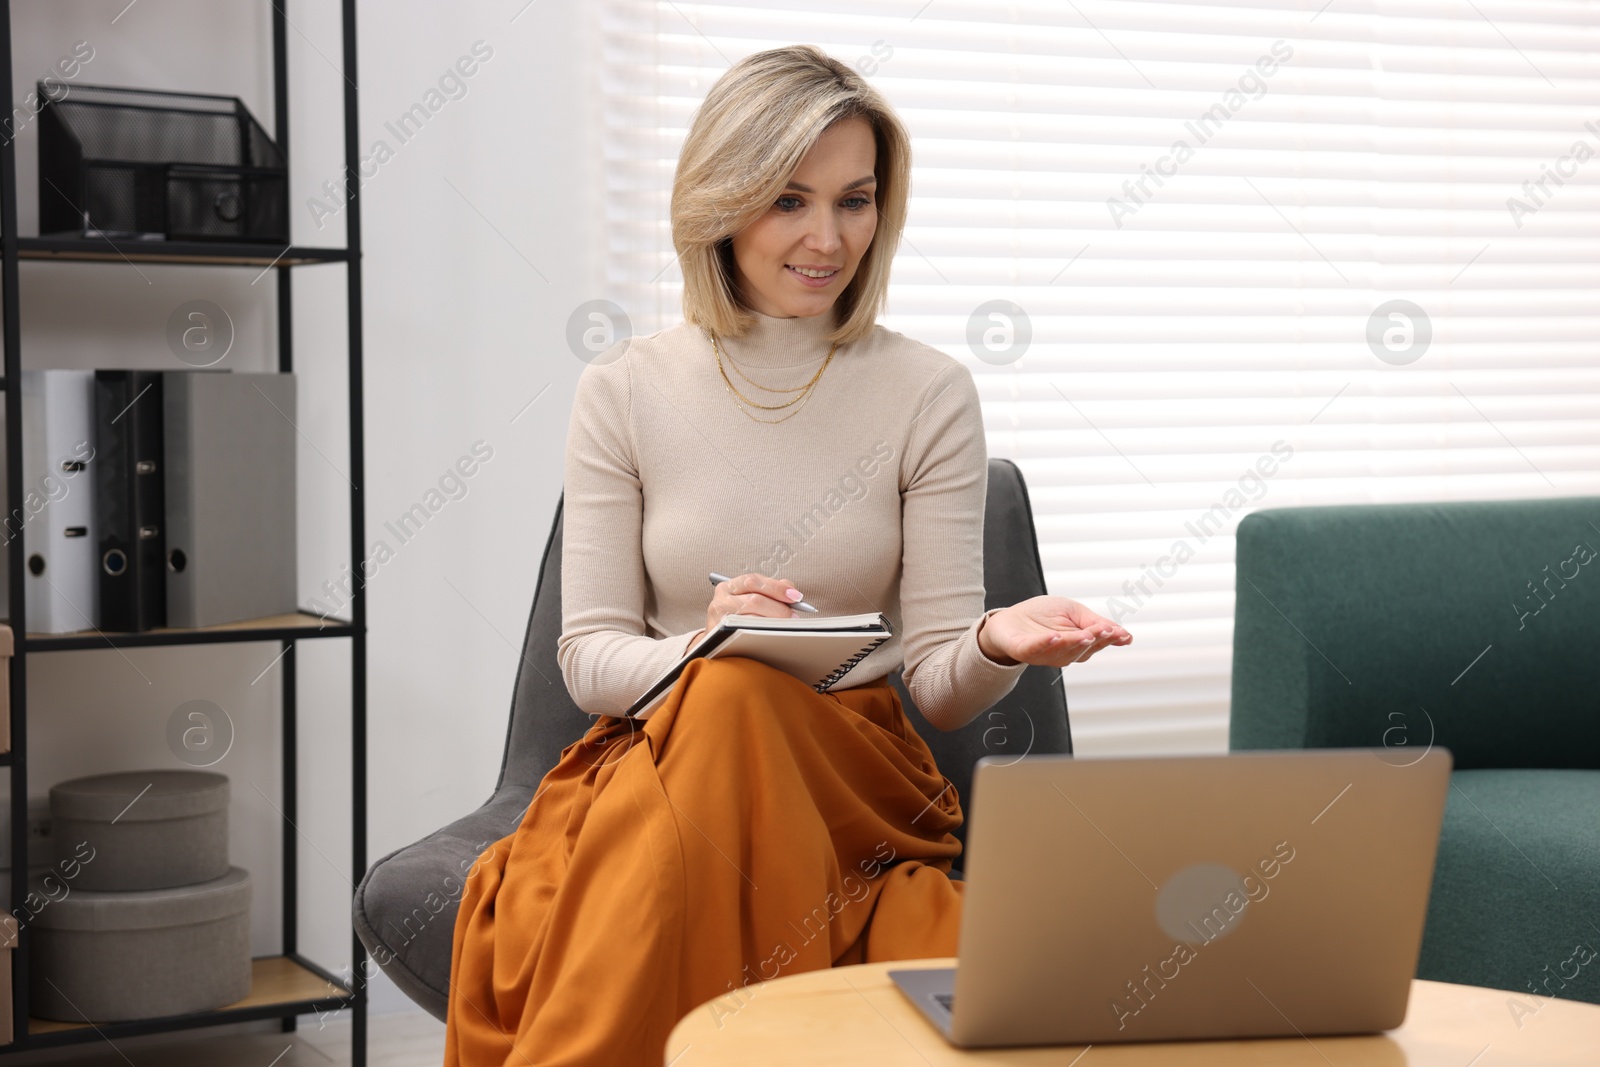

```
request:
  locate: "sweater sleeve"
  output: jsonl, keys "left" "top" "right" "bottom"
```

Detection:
{"left": 555, "top": 347, "right": 705, "bottom": 716}
{"left": 898, "top": 363, "right": 1029, "bottom": 731}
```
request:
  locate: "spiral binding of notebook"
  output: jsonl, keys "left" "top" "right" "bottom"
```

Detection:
{"left": 813, "top": 635, "right": 892, "bottom": 692}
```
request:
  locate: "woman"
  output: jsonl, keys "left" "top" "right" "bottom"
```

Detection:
{"left": 444, "top": 44, "right": 1131, "bottom": 1066}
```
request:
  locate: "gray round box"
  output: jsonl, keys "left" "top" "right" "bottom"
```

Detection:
{"left": 49, "top": 770, "right": 229, "bottom": 892}
{"left": 29, "top": 865, "right": 252, "bottom": 1022}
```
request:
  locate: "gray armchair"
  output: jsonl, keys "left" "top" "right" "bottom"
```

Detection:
{"left": 353, "top": 458, "right": 1070, "bottom": 1020}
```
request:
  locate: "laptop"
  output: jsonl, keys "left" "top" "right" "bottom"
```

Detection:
{"left": 889, "top": 747, "right": 1453, "bottom": 1047}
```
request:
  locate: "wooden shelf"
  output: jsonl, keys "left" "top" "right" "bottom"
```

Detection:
{"left": 26, "top": 955, "right": 353, "bottom": 1040}
{"left": 13, "top": 611, "right": 356, "bottom": 652}
{"left": 16, "top": 236, "right": 350, "bottom": 267}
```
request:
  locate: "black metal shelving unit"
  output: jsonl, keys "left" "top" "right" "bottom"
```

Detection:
{"left": 0, "top": 2, "right": 366, "bottom": 1061}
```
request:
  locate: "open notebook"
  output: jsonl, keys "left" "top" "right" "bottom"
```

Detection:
{"left": 624, "top": 611, "right": 894, "bottom": 720}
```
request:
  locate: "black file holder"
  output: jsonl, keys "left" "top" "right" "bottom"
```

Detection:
{"left": 38, "top": 82, "right": 288, "bottom": 243}
{"left": 95, "top": 370, "right": 167, "bottom": 632}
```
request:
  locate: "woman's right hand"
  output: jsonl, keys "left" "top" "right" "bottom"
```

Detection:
{"left": 705, "top": 572, "right": 805, "bottom": 635}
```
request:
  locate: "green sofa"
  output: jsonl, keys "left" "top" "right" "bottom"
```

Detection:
{"left": 1229, "top": 496, "right": 1600, "bottom": 1005}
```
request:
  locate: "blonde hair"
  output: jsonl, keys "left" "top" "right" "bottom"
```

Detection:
{"left": 671, "top": 44, "right": 912, "bottom": 347}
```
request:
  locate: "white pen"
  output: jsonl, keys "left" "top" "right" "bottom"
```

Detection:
{"left": 708, "top": 571, "right": 818, "bottom": 612}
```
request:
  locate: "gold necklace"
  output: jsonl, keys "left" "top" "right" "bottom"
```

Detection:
{"left": 720, "top": 345, "right": 813, "bottom": 393}
{"left": 711, "top": 332, "right": 836, "bottom": 406}
{"left": 711, "top": 332, "right": 839, "bottom": 424}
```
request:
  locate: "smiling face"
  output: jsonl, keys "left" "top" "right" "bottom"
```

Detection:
{"left": 729, "top": 116, "right": 880, "bottom": 319}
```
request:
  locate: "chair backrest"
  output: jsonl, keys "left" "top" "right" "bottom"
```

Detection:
{"left": 490, "top": 458, "right": 1070, "bottom": 855}
{"left": 1230, "top": 495, "right": 1600, "bottom": 770}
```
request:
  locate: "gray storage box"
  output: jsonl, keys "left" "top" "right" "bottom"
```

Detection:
{"left": 49, "top": 770, "right": 229, "bottom": 891}
{"left": 29, "top": 866, "right": 251, "bottom": 1022}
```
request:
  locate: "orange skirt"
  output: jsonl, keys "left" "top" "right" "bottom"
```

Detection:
{"left": 442, "top": 654, "right": 967, "bottom": 1066}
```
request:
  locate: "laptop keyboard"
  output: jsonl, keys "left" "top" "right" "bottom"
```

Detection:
{"left": 934, "top": 992, "right": 954, "bottom": 1013}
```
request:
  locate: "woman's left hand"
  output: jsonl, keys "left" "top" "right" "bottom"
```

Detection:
{"left": 977, "top": 596, "right": 1132, "bottom": 668}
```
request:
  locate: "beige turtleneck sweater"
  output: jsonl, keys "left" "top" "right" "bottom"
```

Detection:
{"left": 556, "top": 306, "right": 1029, "bottom": 732}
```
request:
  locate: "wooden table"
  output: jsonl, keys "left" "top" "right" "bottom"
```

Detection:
{"left": 665, "top": 957, "right": 1599, "bottom": 1065}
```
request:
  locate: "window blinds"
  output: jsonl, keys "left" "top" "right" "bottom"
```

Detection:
{"left": 596, "top": 1, "right": 1600, "bottom": 755}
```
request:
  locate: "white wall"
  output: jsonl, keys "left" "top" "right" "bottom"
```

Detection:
{"left": 7, "top": 0, "right": 595, "bottom": 1020}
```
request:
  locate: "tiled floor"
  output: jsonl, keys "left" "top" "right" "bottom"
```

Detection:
{"left": 2, "top": 1011, "right": 445, "bottom": 1066}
